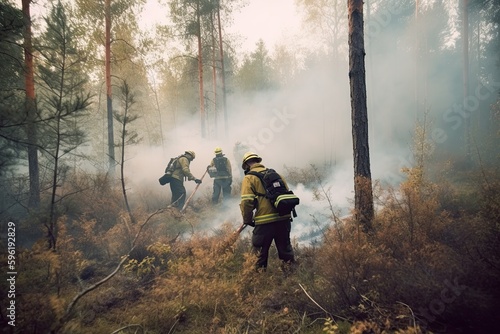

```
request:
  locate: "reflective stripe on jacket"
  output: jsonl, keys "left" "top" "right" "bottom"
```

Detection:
{"left": 240, "top": 163, "right": 291, "bottom": 225}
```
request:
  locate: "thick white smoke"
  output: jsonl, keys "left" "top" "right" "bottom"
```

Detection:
{"left": 121, "top": 1, "right": 491, "bottom": 245}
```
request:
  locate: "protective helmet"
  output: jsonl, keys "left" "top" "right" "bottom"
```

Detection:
{"left": 214, "top": 147, "right": 223, "bottom": 154}
{"left": 241, "top": 152, "right": 262, "bottom": 169}
{"left": 185, "top": 150, "right": 196, "bottom": 159}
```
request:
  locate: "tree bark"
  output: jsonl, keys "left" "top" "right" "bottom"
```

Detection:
{"left": 415, "top": 0, "right": 420, "bottom": 119}
{"left": 348, "top": 0, "right": 374, "bottom": 231}
{"left": 197, "top": 1, "right": 206, "bottom": 138}
{"left": 22, "top": 0, "right": 40, "bottom": 208}
{"left": 105, "top": 0, "right": 115, "bottom": 174}
{"left": 217, "top": 1, "right": 228, "bottom": 138}
{"left": 47, "top": 114, "right": 61, "bottom": 250}
{"left": 119, "top": 84, "right": 134, "bottom": 225}
{"left": 462, "top": 0, "right": 472, "bottom": 162}
{"left": 211, "top": 11, "right": 218, "bottom": 137}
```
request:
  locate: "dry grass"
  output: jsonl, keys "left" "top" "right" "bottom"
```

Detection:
{"left": 2, "top": 162, "right": 499, "bottom": 333}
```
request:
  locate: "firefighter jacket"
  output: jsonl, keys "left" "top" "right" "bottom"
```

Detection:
{"left": 209, "top": 155, "right": 232, "bottom": 180}
{"left": 171, "top": 155, "right": 196, "bottom": 182}
{"left": 240, "top": 163, "right": 291, "bottom": 225}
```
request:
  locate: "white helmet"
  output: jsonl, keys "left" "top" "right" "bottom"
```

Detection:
{"left": 241, "top": 152, "right": 262, "bottom": 169}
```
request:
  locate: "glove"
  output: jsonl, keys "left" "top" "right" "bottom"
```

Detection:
{"left": 194, "top": 178, "right": 202, "bottom": 184}
{"left": 244, "top": 220, "right": 255, "bottom": 227}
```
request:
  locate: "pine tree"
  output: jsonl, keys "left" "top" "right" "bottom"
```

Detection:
{"left": 22, "top": 0, "right": 40, "bottom": 208}
{"left": 37, "top": 0, "right": 91, "bottom": 249}
{"left": 0, "top": 2, "right": 24, "bottom": 176}
{"left": 348, "top": 0, "right": 374, "bottom": 232}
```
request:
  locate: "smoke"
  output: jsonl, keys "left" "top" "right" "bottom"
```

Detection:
{"left": 124, "top": 109, "right": 358, "bottom": 246}
{"left": 122, "top": 41, "right": 406, "bottom": 247}
{"left": 120, "top": 1, "right": 498, "bottom": 246}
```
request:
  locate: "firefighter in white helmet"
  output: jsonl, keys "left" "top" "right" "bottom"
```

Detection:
{"left": 240, "top": 152, "right": 295, "bottom": 271}
{"left": 207, "top": 147, "right": 232, "bottom": 204}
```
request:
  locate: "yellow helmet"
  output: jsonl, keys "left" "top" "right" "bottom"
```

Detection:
{"left": 185, "top": 150, "right": 196, "bottom": 159}
{"left": 214, "top": 147, "right": 223, "bottom": 154}
{"left": 241, "top": 152, "right": 262, "bottom": 169}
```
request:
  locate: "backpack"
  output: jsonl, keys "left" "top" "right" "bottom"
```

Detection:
{"left": 208, "top": 155, "right": 229, "bottom": 178}
{"left": 247, "top": 168, "right": 299, "bottom": 217}
{"left": 158, "top": 156, "right": 180, "bottom": 185}
{"left": 214, "top": 156, "right": 229, "bottom": 175}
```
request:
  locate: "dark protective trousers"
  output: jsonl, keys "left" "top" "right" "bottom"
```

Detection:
{"left": 170, "top": 178, "right": 186, "bottom": 209}
{"left": 212, "top": 178, "right": 232, "bottom": 204}
{"left": 251, "top": 219, "right": 295, "bottom": 269}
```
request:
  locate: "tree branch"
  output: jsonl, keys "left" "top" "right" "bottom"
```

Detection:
{"left": 298, "top": 283, "right": 350, "bottom": 322}
{"left": 55, "top": 208, "right": 166, "bottom": 332}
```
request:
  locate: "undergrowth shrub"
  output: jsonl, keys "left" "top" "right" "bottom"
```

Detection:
{"left": 283, "top": 164, "right": 323, "bottom": 186}
{"left": 61, "top": 172, "right": 124, "bottom": 231}
{"left": 6, "top": 157, "right": 498, "bottom": 333}
{"left": 313, "top": 163, "right": 500, "bottom": 333}
{"left": 119, "top": 221, "right": 320, "bottom": 334}
{"left": 10, "top": 244, "right": 60, "bottom": 332}
{"left": 11, "top": 221, "right": 91, "bottom": 333}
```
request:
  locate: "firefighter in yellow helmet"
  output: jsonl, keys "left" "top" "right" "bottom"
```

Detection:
{"left": 170, "top": 150, "right": 202, "bottom": 209}
{"left": 240, "top": 152, "right": 295, "bottom": 271}
{"left": 207, "top": 147, "right": 232, "bottom": 204}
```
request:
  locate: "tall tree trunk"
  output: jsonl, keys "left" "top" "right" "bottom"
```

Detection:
{"left": 414, "top": 0, "right": 429, "bottom": 122}
{"left": 105, "top": 0, "right": 115, "bottom": 174}
{"left": 197, "top": 2, "right": 206, "bottom": 138}
{"left": 212, "top": 18, "right": 218, "bottom": 138}
{"left": 119, "top": 95, "right": 134, "bottom": 225}
{"left": 151, "top": 79, "right": 165, "bottom": 149}
{"left": 47, "top": 116, "right": 62, "bottom": 250}
{"left": 348, "top": 0, "right": 374, "bottom": 232}
{"left": 212, "top": 34, "right": 219, "bottom": 138}
{"left": 476, "top": 14, "right": 483, "bottom": 133}
{"left": 415, "top": 0, "right": 420, "bottom": 120}
{"left": 217, "top": 1, "right": 228, "bottom": 138}
{"left": 22, "top": 0, "right": 40, "bottom": 208}
{"left": 462, "top": 0, "right": 472, "bottom": 162}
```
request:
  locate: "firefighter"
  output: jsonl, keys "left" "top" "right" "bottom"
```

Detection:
{"left": 239, "top": 152, "right": 296, "bottom": 271}
{"left": 170, "top": 150, "right": 202, "bottom": 209}
{"left": 207, "top": 147, "right": 232, "bottom": 204}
